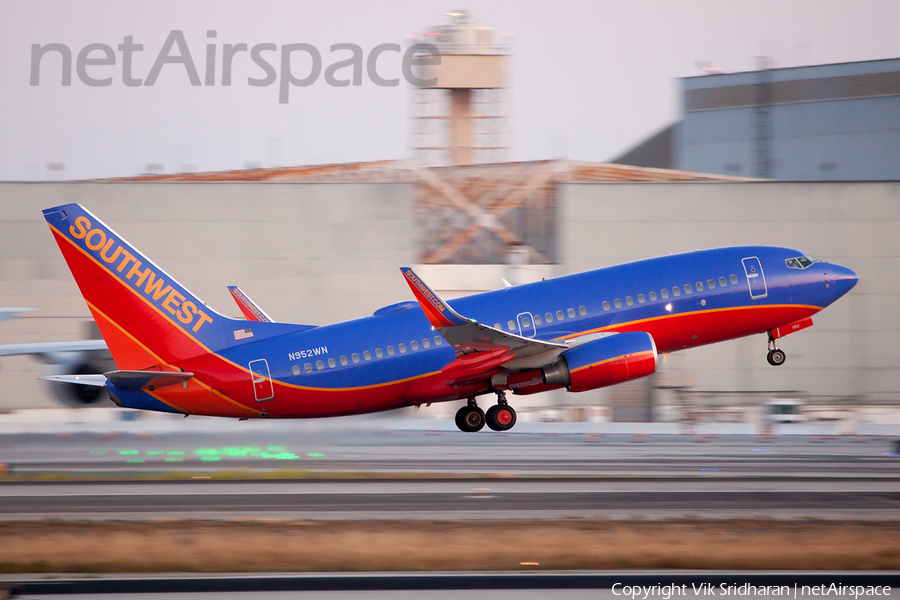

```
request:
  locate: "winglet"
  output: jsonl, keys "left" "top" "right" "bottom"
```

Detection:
{"left": 400, "top": 268, "right": 469, "bottom": 328}
{"left": 227, "top": 286, "right": 274, "bottom": 323}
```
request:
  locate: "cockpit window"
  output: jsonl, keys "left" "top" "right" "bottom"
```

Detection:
{"left": 785, "top": 255, "right": 818, "bottom": 269}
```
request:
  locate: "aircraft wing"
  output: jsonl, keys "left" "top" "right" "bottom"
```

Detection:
{"left": 0, "top": 308, "right": 36, "bottom": 323}
{"left": 400, "top": 268, "right": 567, "bottom": 369}
{"left": 0, "top": 339, "right": 108, "bottom": 358}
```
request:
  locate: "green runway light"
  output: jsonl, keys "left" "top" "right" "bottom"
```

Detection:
{"left": 307, "top": 452, "right": 325, "bottom": 458}
{"left": 125, "top": 459, "right": 145, "bottom": 463}
{"left": 119, "top": 450, "right": 139, "bottom": 455}
{"left": 195, "top": 448, "right": 219, "bottom": 456}
{"left": 145, "top": 451, "right": 164, "bottom": 456}
{"left": 200, "top": 457, "right": 221, "bottom": 462}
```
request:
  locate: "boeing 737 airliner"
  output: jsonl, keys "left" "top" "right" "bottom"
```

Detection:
{"left": 40, "top": 203, "right": 858, "bottom": 432}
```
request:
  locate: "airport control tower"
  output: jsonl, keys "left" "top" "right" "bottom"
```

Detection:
{"left": 409, "top": 10, "right": 511, "bottom": 166}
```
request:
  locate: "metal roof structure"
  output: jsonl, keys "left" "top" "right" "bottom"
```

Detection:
{"left": 114, "top": 159, "right": 750, "bottom": 264}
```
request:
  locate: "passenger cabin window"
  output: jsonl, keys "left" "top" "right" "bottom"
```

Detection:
{"left": 316, "top": 360, "right": 324, "bottom": 371}
{"left": 625, "top": 296, "right": 634, "bottom": 306}
{"left": 719, "top": 277, "right": 727, "bottom": 287}
{"left": 660, "top": 289, "right": 669, "bottom": 299}
{"left": 567, "top": 308, "right": 575, "bottom": 318}
{"left": 637, "top": 294, "right": 645, "bottom": 304}
{"left": 422, "top": 338, "right": 430, "bottom": 348}
{"left": 387, "top": 346, "right": 395, "bottom": 356}
{"left": 352, "top": 353, "right": 360, "bottom": 363}
{"left": 672, "top": 287, "right": 681, "bottom": 297}
{"left": 579, "top": 306, "right": 587, "bottom": 316}
{"left": 730, "top": 274, "right": 738, "bottom": 284}
{"left": 364, "top": 351, "right": 372, "bottom": 361}
{"left": 534, "top": 315, "right": 542, "bottom": 325}
{"left": 411, "top": 341, "right": 418, "bottom": 351}
{"left": 399, "top": 343, "right": 406, "bottom": 354}
{"left": 340, "top": 355, "right": 348, "bottom": 366}
{"left": 292, "top": 365, "right": 301, "bottom": 376}
{"left": 545, "top": 313, "right": 553, "bottom": 323}
{"left": 434, "top": 336, "right": 443, "bottom": 345}
{"left": 494, "top": 323, "right": 502, "bottom": 330}
{"left": 649, "top": 291, "right": 657, "bottom": 301}
{"left": 522, "top": 316, "right": 531, "bottom": 327}
{"left": 375, "top": 348, "right": 383, "bottom": 358}
{"left": 508, "top": 320, "right": 516, "bottom": 331}
{"left": 556, "top": 310, "right": 564, "bottom": 320}
{"left": 304, "top": 363, "right": 312, "bottom": 373}
{"left": 614, "top": 298, "right": 622, "bottom": 308}
{"left": 707, "top": 279, "right": 716, "bottom": 289}
{"left": 684, "top": 284, "right": 692, "bottom": 294}
{"left": 695, "top": 282, "right": 703, "bottom": 292}
{"left": 602, "top": 301, "right": 610, "bottom": 311}
{"left": 328, "top": 358, "right": 336, "bottom": 368}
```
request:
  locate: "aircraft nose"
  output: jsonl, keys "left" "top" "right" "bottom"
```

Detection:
{"left": 828, "top": 263, "right": 859, "bottom": 298}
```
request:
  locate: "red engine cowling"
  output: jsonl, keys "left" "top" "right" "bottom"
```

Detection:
{"left": 542, "top": 332, "right": 658, "bottom": 392}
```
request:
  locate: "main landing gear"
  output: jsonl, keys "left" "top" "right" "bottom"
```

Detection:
{"left": 455, "top": 392, "right": 517, "bottom": 433}
{"left": 766, "top": 331, "right": 786, "bottom": 366}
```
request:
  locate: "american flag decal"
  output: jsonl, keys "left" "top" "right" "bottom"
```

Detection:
{"left": 234, "top": 328, "right": 254, "bottom": 340}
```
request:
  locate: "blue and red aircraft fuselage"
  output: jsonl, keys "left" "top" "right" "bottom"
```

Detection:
{"left": 41, "top": 204, "right": 858, "bottom": 431}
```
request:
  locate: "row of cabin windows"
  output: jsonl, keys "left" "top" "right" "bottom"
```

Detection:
{"left": 600, "top": 274, "right": 739, "bottom": 312}
{"left": 292, "top": 335, "right": 444, "bottom": 375}
{"left": 495, "top": 306, "right": 588, "bottom": 332}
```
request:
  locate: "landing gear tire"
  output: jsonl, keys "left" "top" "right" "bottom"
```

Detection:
{"left": 486, "top": 404, "right": 517, "bottom": 432}
{"left": 767, "top": 349, "right": 786, "bottom": 366}
{"left": 455, "top": 404, "right": 485, "bottom": 432}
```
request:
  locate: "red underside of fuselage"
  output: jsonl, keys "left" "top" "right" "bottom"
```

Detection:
{"left": 53, "top": 227, "right": 817, "bottom": 419}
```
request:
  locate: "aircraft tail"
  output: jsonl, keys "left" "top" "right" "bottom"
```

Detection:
{"left": 43, "top": 204, "right": 227, "bottom": 370}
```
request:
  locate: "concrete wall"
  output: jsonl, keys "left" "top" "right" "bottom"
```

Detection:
{"left": 559, "top": 181, "right": 900, "bottom": 404}
{"left": 0, "top": 182, "right": 414, "bottom": 408}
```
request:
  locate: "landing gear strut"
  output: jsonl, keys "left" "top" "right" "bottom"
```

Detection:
{"left": 766, "top": 332, "right": 786, "bottom": 366}
{"left": 486, "top": 391, "right": 517, "bottom": 432}
{"left": 455, "top": 398, "right": 485, "bottom": 432}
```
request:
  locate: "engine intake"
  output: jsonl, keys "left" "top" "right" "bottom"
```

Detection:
{"left": 542, "top": 332, "right": 658, "bottom": 392}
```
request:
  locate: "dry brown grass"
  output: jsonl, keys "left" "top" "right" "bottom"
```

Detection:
{"left": 1, "top": 520, "right": 899, "bottom": 573}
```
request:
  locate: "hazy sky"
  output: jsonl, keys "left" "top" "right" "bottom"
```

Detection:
{"left": 2, "top": 0, "right": 900, "bottom": 180}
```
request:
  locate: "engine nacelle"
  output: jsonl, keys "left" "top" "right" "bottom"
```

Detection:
{"left": 542, "top": 332, "right": 658, "bottom": 392}
{"left": 47, "top": 358, "right": 116, "bottom": 407}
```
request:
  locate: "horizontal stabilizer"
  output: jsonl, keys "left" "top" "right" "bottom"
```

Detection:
{"left": 227, "top": 286, "right": 274, "bottom": 323}
{"left": 41, "top": 370, "right": 194, "bottom": 390}
{"left": 104, "top": 370, "right": 194, "bottom": 390}
{"left": 40, "top": 374, "right": 107, "bottom": 387}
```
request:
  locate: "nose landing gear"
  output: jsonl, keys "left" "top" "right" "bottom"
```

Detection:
{"left": 455, "top": 392, "right": 518, "bottom": 432}
{"left": 766, "top": 331, "right": 786, "bottom": 366}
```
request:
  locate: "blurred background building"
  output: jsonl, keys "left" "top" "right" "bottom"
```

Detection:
{"left": 614, "top": 58, "right": 900, "bottom": 181}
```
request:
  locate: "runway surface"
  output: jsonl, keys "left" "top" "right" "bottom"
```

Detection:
{"left": 1, "top": 427, "right": 899, "bottom": 520}
{"left": 1, "top": 428, "right": 898, "bottom": 478}
{"left": 1, "top": 477, "right": 898, "bottom": 520}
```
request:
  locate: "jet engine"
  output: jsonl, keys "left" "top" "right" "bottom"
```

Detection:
{"left": 542, "top": 331, "right": 657, "bottom": 392}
